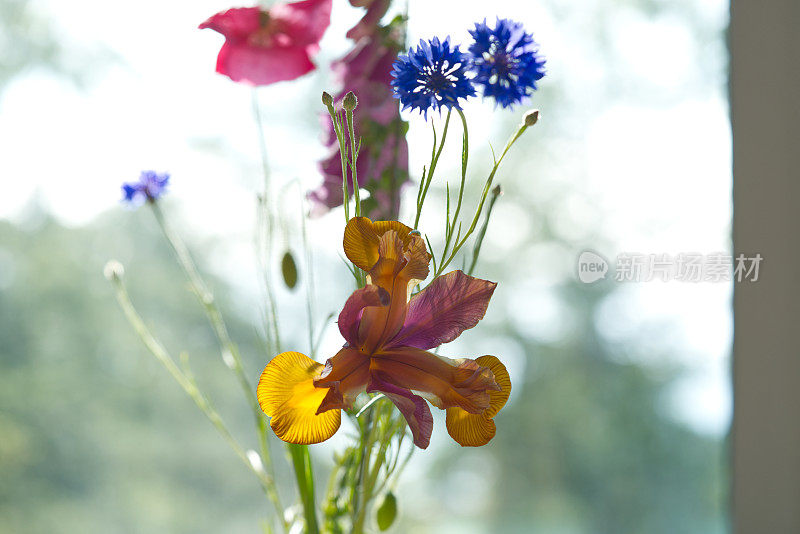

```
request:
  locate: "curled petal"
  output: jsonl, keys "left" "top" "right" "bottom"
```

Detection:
{"left": 398, "top": 233, "right": 430, "bottom": 288}
{"left": 314, "top": 347, "right": 370, "bottom": 411}
{"left": 257, "top": 351, "right": 341, "bottom": 444}
{"left": 474, "top": 355, "right": 511, "bottom": 417}
{"left": 368, "top": 372, "right": 433, "bottom": 449}
{"left": 389, "top": 270, "right": 496, "bottom": 350}
{"left": 371, "top": 347, "right": 499, "bottom": 414}
{"left": 369, "top": 230, "right": 406, "bottom": 287}
{"left": 446, "top": 355, "right": 511, "bottom": 447}
{"left": 338, "top": 285, "right": 389, "bottom": 346}
{"left": 343, "top": 217, "right": 413, "bottom": 271}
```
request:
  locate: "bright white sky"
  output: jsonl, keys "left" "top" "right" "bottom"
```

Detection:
{"left": 0, "top": 0, "right": 730, "bottom": 444}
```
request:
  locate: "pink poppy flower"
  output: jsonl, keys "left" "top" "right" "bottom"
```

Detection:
{"left": 199, "top": 0, "right": 332, "bottom": 86}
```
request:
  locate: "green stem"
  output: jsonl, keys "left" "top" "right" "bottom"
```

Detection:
{"left": 148, "top": 203, "right": 286, "bottom": 529}
{"left": 414, "top": 109, "right": 452, "bottom": 228}
{"left": 253, "top": 91, "right": 320, "bottom": 533}
{"left": 253, "top": 91, "right": 282, "bottom": 355}
{"left": 322, "top": 102, "right": 351, "bottom": 223}
{"left": 439, "top": 108, "right": 469, "bottom": 266}
{"left": 109, "top": 273, "right": 280, "bottom": 509}
{"left": 289, "top": 444, "right": 320, "bottom": 533}
{"left": 300, "top": 192, "right": 316, "bottom": 358}
{"left": 353, "top": 402, "right": 401, "bottom": 533}
{"left": 434, "top": 118, "right": 532, "bottom": 277}
{"left": 345, "top": 108, "right": 362, "bottom": 217}
{"left": 467, "top": 185, "right": 502, "bottom": 275}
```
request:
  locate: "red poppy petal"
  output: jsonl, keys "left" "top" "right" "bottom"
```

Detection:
{"left": 388, "top": 270, "right": 496, "bottom": 350}
{"left": 270, "top": 0, "right": 332, "bottom": 47}
{"left": 198, "top": 7, "right": 261, "bottom": 40}
{"left": 216, "top": 42, "right": 315, "bottom": 86}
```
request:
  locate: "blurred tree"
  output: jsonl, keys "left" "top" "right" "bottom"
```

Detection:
{"left": 0, "top": 0, "right": 111, "bottom": 94}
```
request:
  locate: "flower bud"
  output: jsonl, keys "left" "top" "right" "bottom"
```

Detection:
{"left": 222, "top": 349, "right": 236, "bottom": 370}
{"left": 103, "top": 260, "right": 125, "bottom": 281}
{"left": 246, "top": 449, "right": 264, "bottom": 473}
{"left": 321, "top": 91, "right": 333, "bottom": 107}
{"left": 523, "top": 109, "right": 540, "bottom": 127}
{"left": 492, "top": 184, "right": 503, "bottom": 197}
{"left": 342, "top": 91, "right": 358, "bottom": 111}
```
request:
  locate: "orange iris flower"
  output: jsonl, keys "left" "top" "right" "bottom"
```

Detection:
{"left": 257, "top": 217, "right": 511, "bottom": 448}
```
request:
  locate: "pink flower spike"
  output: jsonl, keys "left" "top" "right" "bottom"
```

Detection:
{"left": 199, "top": 0, "right": 332, "bottom": 86}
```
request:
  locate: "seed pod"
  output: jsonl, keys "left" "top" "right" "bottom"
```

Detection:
{"left": 281, "top": 251, "right": 298, "bottom": 290}
{"left": 376, "top": 491, "right": 397, "bottom": 531}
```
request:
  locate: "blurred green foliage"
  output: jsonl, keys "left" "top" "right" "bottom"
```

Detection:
{"left": 0, "top": 204, "right": 288, "bottom": 533}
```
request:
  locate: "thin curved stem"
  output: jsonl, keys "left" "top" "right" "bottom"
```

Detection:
{"left": 414, "top": 109, "right": 452, "bottom": 228}
{"left": 149, "top": 203, "right": 286, "bottom": 530}
{"left": 109, "top": 274, "right": 281, "bottom": 516}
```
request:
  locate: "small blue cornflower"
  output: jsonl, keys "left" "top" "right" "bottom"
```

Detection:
{"left": 390, "top": 37, "right": 476, "bottom": 118}
{"left": 468, "top": 18, "right": 546, "bottom": 109}
{"left": 122, "top": 170, "right": 170, "bottom": 205}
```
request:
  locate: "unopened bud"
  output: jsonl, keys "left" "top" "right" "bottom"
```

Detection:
{"left": 246, "top": 449, "right": 264, "bottom": 473}
{"left": 491, "top": 184, "right": 503, "bottom": 197}
{"left": 342, "top": 91, "right": 358, "bottom": 111}
{"left": 523, "top": 109, "right": 540, "bottom": 127}
{"left": 103, "top": 260, "right": 125, "bottom": 281}
{"left": 222, "top": 349, "right": 236, "bottom": 370}
{"left": 321, "top": 91, "right": 333, "bottom": 107}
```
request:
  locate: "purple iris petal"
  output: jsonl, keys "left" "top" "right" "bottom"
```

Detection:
{"left": 387, "top": 270, "right": 497, "bottom": 351}
{"left": 368, "top": 372, "right": 434, "bottom": 449}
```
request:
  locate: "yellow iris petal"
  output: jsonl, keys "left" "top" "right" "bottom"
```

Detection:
{"left": 257, "top": 351, "right": 341, "bottom": 445}
{"left": 343, "top": 217, "right": 414, "bottom": 272}
{"left": 475, "top": 355, "right": 511, "bottom": 418}
{"left": 445, "top": 355, "right": 511, "bottom": 447}
{"left": 445, "top": 409, "right": 496, "bottom": 447}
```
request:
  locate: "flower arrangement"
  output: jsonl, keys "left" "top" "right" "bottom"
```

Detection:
{"left": 107, "top": 1, "right": 544, "bottom": 532}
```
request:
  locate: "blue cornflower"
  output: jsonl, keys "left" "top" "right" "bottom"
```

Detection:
{"left": 468, "top": 18, "right": 546, "bottom": 109}
{"left": 390, "top": 37, "right": 476, "bottom": 118}
{"left": 122, "top": 170, "right": 170, "bottom": 205}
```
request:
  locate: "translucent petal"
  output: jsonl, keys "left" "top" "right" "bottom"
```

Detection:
{"left": 257, "top": 351, "right": 341, "bottom": 444}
